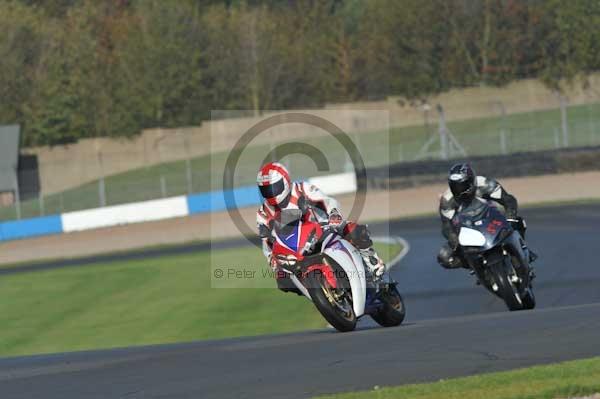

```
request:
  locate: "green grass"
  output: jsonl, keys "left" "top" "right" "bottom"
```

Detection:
{"left": 316, "top": 357, "right": 600, "bottom": 399}
{"left": 0, "top": 242, "right": 399, "bottom": 357}
{"left": 3, "top": 102, "right": 599, "bottom": 221}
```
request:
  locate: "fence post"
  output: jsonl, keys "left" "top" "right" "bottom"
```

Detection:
{"left": 39, "top": 194, "right": 45, "bottom": 217}
{"left": 422, "top": 103, "right": 432, "bottom": 134}
{"left": 438, "top": 105, "right": 449, "bottom": 160}
{"left": 98, "top": 178, "right": 106, "bottom": 207}
{"left": 160, "top": 175, "right": 167, "bottom": 198}
{"left": 587, "top": 97, "right": 596, "bottom": 145}
{"left": 500, "top": 130, "right": 508, "bottom": 155}
{"left": 494, "top": 100, "right": 508, "bottom": 155}
{"left": 184, "top": 132, "right": 193, "bottom": 195}
{"left": 558, "top": 93, "right": 569, "bottom": 147}
{"left": 553, "top": 127, "right": 561, "bottom": 148}
{"left": 186, "top": 159, "right": 193, "bottom": 195}
{"left": 98, "top": 151, "right": 106, "bottom": 207}
{"left": 13, "top": 168, "right": 21, "bottom": 220}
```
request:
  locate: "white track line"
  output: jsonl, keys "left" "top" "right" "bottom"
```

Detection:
{"left": 372, "top": 236, "right": 411, "bottom": 270}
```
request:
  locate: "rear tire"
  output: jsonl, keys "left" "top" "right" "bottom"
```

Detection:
{"left": 371, "top": 285, "right": 406, "bottom": 327}
{"left": 490, "top": 260, "right": 523, "bottom": 311}
{"left": 305, "top": 270, "right": 356, "bottom": 332}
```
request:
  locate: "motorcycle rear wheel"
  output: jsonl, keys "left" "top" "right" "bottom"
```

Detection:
{"left": 305, "top": 270, "right": 356, "bottom": 332}
{"left": 371, "top": 284, "right": 406, "bottom": 327}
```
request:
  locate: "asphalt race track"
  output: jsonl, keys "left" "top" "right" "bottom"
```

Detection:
{"left": 1, "top": 204, "right": 600, "bottom": 399}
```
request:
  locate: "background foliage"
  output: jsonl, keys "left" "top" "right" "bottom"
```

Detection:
{"left": 1, "top": 0, "right": 599, "bottom": 146}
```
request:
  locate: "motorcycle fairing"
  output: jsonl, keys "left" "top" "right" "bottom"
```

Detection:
{"left": 305, "top": 263, "right": 337, "bottom": 289}
{"left": 274, "top": 220, "right": 303, "bottom": 253}
{"left": 272, "top": 217, "right": 368, "bottom": 317}
{"left": 323, "top": 237, "right": 367, "bottom": 317}
{"left": 456, "top": 201, "right": 512, "bottom": 251}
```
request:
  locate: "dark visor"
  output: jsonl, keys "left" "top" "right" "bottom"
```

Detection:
{"left": 450, "top": 179, "right": 472, "bottom": 197}
{"left": 259, "top": 179, "right": 285, "bottom": 199}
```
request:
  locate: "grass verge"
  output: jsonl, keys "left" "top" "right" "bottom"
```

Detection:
{"left": 316, "top": 356, "right": 600, "bottom": 399}
{"left": 0, "top": 241, "right": 399, "bottom": 357}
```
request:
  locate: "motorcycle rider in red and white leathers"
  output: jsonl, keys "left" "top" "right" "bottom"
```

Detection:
{"left": 256, "top": 162, "right": 386, "bottom": 294}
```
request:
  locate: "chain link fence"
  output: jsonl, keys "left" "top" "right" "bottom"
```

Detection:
{"left": 2, "top": 99, "right": 600, "bottom": 222}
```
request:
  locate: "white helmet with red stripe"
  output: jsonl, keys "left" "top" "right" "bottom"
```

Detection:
{"left": 257, "top": 162, "right": 291, "bottom": 207}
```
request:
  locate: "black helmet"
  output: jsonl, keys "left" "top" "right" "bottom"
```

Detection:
{"left": 448, "top": 163, "right": 476, "bottom": 204}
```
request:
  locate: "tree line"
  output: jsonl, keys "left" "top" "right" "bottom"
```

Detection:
{"left": 1, "top": 0, "right": 599, "bottom": 146}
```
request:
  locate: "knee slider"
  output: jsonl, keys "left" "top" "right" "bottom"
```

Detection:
{"left": 438, "top": 245, "right": 460, "bottom": 269}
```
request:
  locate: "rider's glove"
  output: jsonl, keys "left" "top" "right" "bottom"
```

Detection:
{"left": 328, "top": 208, "right": 343, "bottom": 227}
{"left": 372, "top": 262, "right": 385, "bottom": 278}
{"left": 297, "top": 195, "right": 309, "bottom": 214}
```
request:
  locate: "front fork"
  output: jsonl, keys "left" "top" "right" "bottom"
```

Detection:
{"left": 364, "top": 271, "right": 398, "bottom": 314}
{"left": 470, "top": 233, "right": 531, "bottom": 291}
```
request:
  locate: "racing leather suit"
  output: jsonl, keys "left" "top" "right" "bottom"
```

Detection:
{"left": 437, "top": 176, "right": 520, "bottom": 269}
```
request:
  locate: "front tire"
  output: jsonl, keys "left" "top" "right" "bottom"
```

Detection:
{"left": 305, "top": 270, "right": 356, "bottom": 332}
{"left": 490, "top": 259, "right": 523, "bottom": 311}
{"left": 371, "top": 284, "right": 406, "bottom": 327}
{"left": 521, "top": 286, "right": 536, "bottom": 310}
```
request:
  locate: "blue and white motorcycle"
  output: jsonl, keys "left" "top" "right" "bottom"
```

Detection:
{"left": 454, "top": 199, "right": 536, "bottom": 311}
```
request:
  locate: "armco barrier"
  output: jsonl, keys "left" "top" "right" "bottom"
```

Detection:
{"left": 362, "top": 145, "right": 600, "bottom": 190}
{"left": 187, "top": 186, "right": 262, "bottom": 215}
{"left": 0, "top": 173, "right": 357, "bottom": 242}
{"left": 62, "top": 197, "right": 190, "bottom": 233}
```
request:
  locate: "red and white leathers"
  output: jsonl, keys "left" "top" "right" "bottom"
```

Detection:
{"left": 256, "top": 179, "right": 386, "bottom": 280}
{"left": 257, "top": 180, "right": 337, "bottom": 258}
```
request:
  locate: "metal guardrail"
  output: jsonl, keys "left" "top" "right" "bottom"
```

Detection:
{"left": 361, "top": 145, "right": 600, "bottom": 190}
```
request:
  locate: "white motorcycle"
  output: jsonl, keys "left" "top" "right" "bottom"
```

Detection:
{"left": 271, "top": 209, "right": 406, "bottom": 332}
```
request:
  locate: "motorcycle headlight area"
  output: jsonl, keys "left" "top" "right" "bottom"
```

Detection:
{"left": 458, "top": 228, "right": 487, "bottom": 247}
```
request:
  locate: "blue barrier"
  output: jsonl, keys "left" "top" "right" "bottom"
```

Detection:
{"left": 187, "top": 185, "right": 262, "bottom": 215}
{"left": 0, "top": 186, "right": 264, "bottom": 242}
{"left": 0, "top": 215, "right": 63, "bottom": 242}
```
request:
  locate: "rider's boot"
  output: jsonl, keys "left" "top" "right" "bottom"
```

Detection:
{"left": 521, "top": 242, "right": 538, "bottom": 263}
{"left": 529, "top": 250, "right": 538, "bottom": 263}
{"left": 519, "top": 243, "right": 537, "bottom": 281}
{"left": 529, "top": 267, "right": 537, "bottom": 280}
{"left": 360, "top": 248, "right": 386, "bottom": 280}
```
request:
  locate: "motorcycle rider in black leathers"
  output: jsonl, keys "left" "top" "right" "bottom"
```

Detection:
{"left": 437, "top": 163, "right": 536, "bottom": 269}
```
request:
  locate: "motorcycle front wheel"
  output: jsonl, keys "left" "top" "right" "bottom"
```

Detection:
{"left": 521, "top": 285, "right": 536, "bottom": 310}
{"left": 490, "top": 259, "right": 523, "bottom": 311}
{"left": 305, "top": 270, "right": 356, "bottom": 332}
